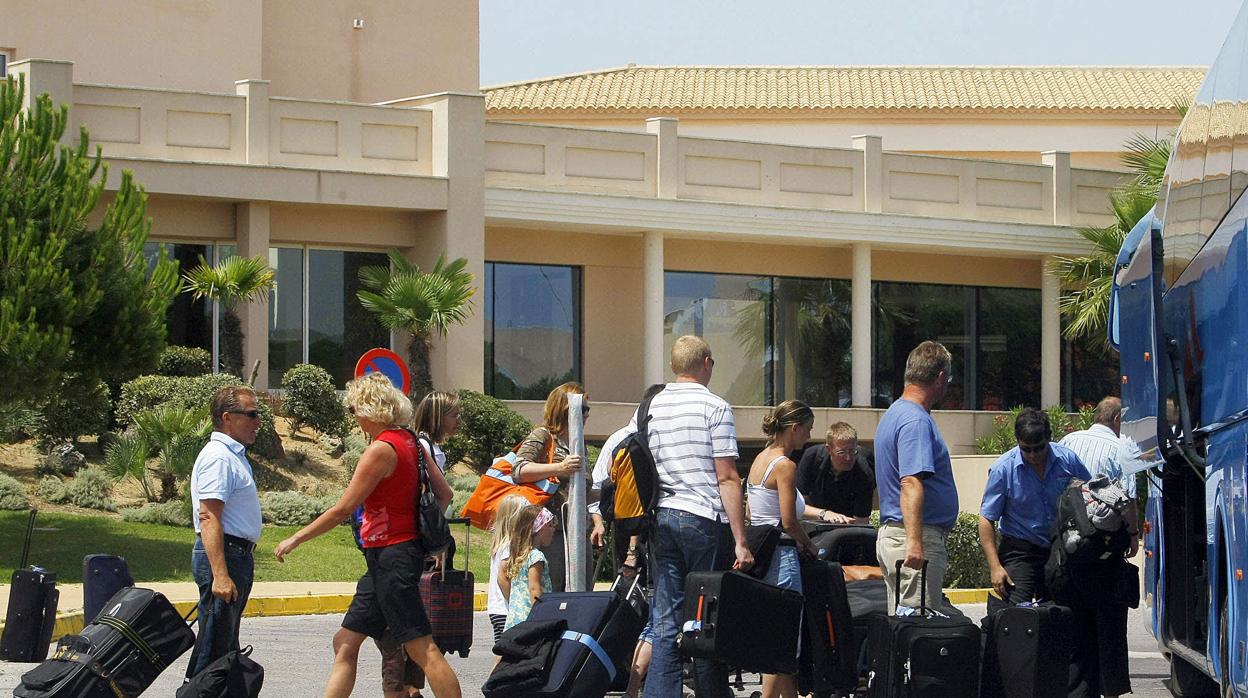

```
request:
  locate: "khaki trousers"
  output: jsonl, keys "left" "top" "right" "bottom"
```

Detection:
{"left": 876, "top": 521, "right": 965, "bottom": 619}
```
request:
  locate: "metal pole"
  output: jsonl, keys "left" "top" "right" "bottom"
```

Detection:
{"left": 566, "top": 393, "right": 588, "bottom": 591}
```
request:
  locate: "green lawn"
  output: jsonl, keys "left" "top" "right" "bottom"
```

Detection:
{"left": 1, "top": 511, "right": 491, "bottom": 584}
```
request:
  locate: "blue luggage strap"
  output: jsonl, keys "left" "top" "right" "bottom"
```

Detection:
{"left": 560, "top": 630, "right": 617, "bottom": 683}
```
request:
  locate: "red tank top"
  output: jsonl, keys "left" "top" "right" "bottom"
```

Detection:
{"left": 360, "top": 429, "right": 421, "bottom": 548}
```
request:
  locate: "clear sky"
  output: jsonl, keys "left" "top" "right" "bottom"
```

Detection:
{"left": 481, "top": 0, "right": 1244, "bottom": 86}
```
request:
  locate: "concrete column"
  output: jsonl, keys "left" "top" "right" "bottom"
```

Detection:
{"left": 403, "top": 92, "right": 486, "bottom": 392}
{"left": 1042, "top": 151, "right": 1072, "bottom": 226}
{"left": 852, "top": 135, "right": 883, "bottom": 214}
{"left": 10, "top": 59, "right": 75, "bottom": 142}
{"left": 646, "top": 117, "right": 679, "bottom": 199}
{"left": 235, "top": 80, "right": 270, "bottom": 165}
{"left": 643, "top": 230, "right": 666, "bottom": 386}
{"left": 236, "top": 202, "right": 271, "bottom": 389}
{"left": 852, "top": 243, "right": 873, "bottom": 407}
{"left": 1041, "top": 256, "right": 1062, "bottom": 407}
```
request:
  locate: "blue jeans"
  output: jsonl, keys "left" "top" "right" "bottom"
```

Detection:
{"left": 643, "top": 508, "right": 731, "bottom": 698}
{"left": 186, "top": 536, "right": 255, "bottom": 679}
{"left": 764, "top": 545, "right": 802, "bottom": 594}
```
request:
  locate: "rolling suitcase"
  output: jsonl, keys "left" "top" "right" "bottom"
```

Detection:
{"left": 864, "top": 561, "right": 981, "bottom": 698}
{"left": 981, "top": 604, "right": 1074, "bottom": 698}
{"left": 797, "top": 560, "right": 857, "bottom": 697}
{"left": 83, "top": 554, "right": 135, "bottom": 624}
{"left": 846, "top": 578, "right": 888, "bottom": 685}
{"left": 677, "top": 569, "right": 805, "bottom": 675}
{"left": 421, "top": 518, "right": 474, "bottom": 657}
{"left": 803, "top": 523, "right": 878, "bottom": 566}
{"left": 15, "top": 586, "right": 195, "bottom": 698}
{"left": 1, "top": 510, "right": 59, "bottom": 663}
{"left": 518, "top": 576, "right": 648, "bottom": 697}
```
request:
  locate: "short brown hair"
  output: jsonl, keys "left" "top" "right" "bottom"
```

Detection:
{"left": 825, "top": 422, "right": 858, "bottom": 446}
{"left": 542, "top": 382, "right": 585, "bottom": 438}
{"left": 414, "top": 390, "right": 462, "bottom": 442}
{"left": 1094, "top": 396, "right": 1123, "bottom": 426}
{"left": 670, "top": 335, "right": 712, "bottom": 376}
{"left": 903, "top": 341, "right": 952, "bottom": 387}
{"left": 210, "top": 386, "right": 257, "bottom": 429}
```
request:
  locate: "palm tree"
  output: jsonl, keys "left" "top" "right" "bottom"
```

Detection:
{"left": 1051, "top": 101, "right": 1185, "bottom": 344}
{"left": 183, "top": 255, "right": 275, "bottom": 376}
{"left": 357, "top": 250, "right": 476, "bottom": 396}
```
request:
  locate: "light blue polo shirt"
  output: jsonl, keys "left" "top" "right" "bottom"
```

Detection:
{"left": 190, "top": 432, "right": 263, "bottom": 543}
{"left": 980, "top": 442, "right": 1091, "bottom": 548}
{"left": 875, "top": 399, "right": 960, "bottom": 531}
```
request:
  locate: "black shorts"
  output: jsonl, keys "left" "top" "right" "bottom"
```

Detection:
{"left": 342, "top": 539, "right": 432, "bottom": 644}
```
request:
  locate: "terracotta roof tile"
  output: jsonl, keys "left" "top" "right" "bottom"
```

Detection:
{"left": 484, "top": 66, "right": 1204, "bottom": 115}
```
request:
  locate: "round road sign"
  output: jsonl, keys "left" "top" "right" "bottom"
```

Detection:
{"left": 354, "top": 348, "right": 411, "bottom": 394}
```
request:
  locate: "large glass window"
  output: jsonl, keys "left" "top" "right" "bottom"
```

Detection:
{"left": 269, "top": 247, "right": 389, "bottom": 387}
{"left": 1062, "top": 327, "right": 1120, "bottom": 410}
{"left": 143, "top": 242, "right": 212, "bottom": 352}
{"left": 773, "top": 277, "right": 853, "bottom": 407}
{"left": 485, "top": 262, "right": 581, "bottom": 400}
{"left": 873, "top": 282, "right": 1042, "bottom": 410}
{"left": 665, "top": 272, "right": 769, "bottom": 405}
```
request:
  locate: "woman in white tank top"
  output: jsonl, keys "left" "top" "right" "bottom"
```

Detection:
{"left": 746, "top": 400, "right": 843, "bottom": 698}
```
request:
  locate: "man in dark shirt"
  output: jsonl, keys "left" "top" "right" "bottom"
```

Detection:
{"left": 796, "top": 422, "right": 875, "bottom": 523}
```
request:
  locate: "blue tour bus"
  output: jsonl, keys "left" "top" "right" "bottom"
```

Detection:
{"left": 1110, "top": 2, "right": 1248, "bottom": 696}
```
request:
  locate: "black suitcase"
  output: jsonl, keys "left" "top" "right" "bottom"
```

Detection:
{"left": 83, "top": 554, "right": 135, "bottom": 624}
{"left": 677, "top": 569, "right": 805, "bottom": 675}
{"left": 802, "top": 523, "right": 878, "bottom": 566}
{"left": 515, "top": 576, "right": 648, "bottom": 697}
{"left": 797, "top": 560, "right": 857, "bottom": 696}
{"left": 981, "top": 604, "right": 1074, "bottom": 698}
{"left": 15, "top": 587, "right": 195, "bottom": 698}
{"left": 864, "top": 561, "right": 981, "bottom": 698}
{"left": 1, "top": 510, "right": 59, "bottom": 663}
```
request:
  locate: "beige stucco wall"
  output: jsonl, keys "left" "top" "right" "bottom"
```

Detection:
{"left": 486, "top": 114, "right": 1179, "bottom": 172}
{"left": 262, "top": 0, "right": 479, "bottom": 102}
{"left": 2, "top": 1, "right": 477, "bottom": 100}
{"left": 1, "top": 0, "right": 263, "bottom": 93}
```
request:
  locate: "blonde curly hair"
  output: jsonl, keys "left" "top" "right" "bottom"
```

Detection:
{"left": 344, "top": 373, "right": 413, "bottom": 427}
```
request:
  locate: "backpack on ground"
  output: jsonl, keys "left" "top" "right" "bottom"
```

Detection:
{"left": 176, "top": 645, "right": 264, "bottom": 698}
{"left": 599, "top": 390, "right": 662, "bottom": 536}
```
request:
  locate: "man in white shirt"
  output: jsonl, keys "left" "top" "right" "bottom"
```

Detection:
{"left": 639, "top": 336, "right": 752, "bottom": 698}
{"left": 185, "top": 386, "right": 263, "bottom": 680}
{"left": 1059, "top": 396, "right": 1139, "bottom": 499}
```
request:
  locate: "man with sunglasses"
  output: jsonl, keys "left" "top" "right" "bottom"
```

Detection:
{"left": 978, "top": 408, "right": 1090, "bottom": 606}
{"left": 796, "top": 421, "right": 874, "bottom": 524}
{"left": 185, "top": 386, "right": 264, "bottom": 681}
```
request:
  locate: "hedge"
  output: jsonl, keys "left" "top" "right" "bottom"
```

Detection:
{"left": 157, "top": 346, "right": 212, "bottom": 377}
{"left": 116, "top": 374, "right": 282, "bottom": 459}
{"left": 0, "top": 473, "right": 29, "bottom": 510}
{"left": 281, "top": 364, "right": 348, "bottom": 438}
{"left": 442, "top": 390, "right": 532, "bottom": 474}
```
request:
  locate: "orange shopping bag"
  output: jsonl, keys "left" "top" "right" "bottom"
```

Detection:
{"left": 460, "top": 442, "right": 560, "bottom": 530}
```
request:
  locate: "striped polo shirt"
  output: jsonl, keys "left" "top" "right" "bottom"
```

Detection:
{"left": 1059, "top": 423, "right": 1138, "bottom": 497}
{"left": 630, "top": 381, "right": 738, "bottom": 522}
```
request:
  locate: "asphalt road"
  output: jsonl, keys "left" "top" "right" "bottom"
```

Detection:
{"left": 0, "top": 604, "right": 1177, "bottom": 696}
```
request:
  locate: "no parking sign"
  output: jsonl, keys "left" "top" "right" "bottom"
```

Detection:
{"left": 354, "top": 348, "right": 411, "bottom": 394}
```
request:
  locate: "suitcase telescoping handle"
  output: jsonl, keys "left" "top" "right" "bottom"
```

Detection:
{"left": 439, "top": 518, "right": 470, "bottom": 582}
{"left": 19, "top": 508, "right": 37, "bottom": 569}
{"left": 893, "top": 558, "right": 930, "bottom": 613}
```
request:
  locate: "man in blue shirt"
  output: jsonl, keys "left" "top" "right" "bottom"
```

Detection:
{"left": 185, "top": 386, "right": 263, "bottom": 680}
{"left": 874, "top": 341, "right": 962, "bottom": 617}
{"left": 979, "top": 408, "right": 1091, "bottom": 604}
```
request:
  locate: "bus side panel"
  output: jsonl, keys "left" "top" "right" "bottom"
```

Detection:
{"left": 1205, "top": 432, "right": 1237, "bottom": 683}
{"left": 1144, "top": 470, "right": 1164, "bottom": 639}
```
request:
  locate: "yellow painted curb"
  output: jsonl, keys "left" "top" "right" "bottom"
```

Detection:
{"left": 945, "top": 588, "right": 990, "bottom": 604}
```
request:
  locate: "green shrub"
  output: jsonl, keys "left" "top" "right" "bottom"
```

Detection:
{"left": 120, "top": 500, "right": 193, "bottom": 527}
{"left": 37, "top": 442, "right": 87, "bottom": 477}
{"left": 0, "top": 405, "right": 39, "bottom": 443}
{"left": 975, "top": 405, "right": 1095, "bottom": 455}
{"left": 281, "top": 364, "right": 348, "bottom": 438}
{"left": 37, "top": 476, "right": 68, "bottom": 504}
{"left": 115, "top": 374, "right": 282, "bottom": 459}
{"left": 443, "top": 390, "right": 532, "bottom": 474}
{"left": 946, "top": 512, "right": 990, "bottom": 589}
{"left": 157, "top": 346, "right": 212, "bottom": 377}
{"left": 0, "top": 473, "right": 29, "bottom": 510}
{"left": 35, "top": 375, "right": 112, "bottom": 448}
{"left": 444, "top": 469, "right": 480, "bottom": 518}
{"left": 261, "top": 490, "right": 330, "bottom": 526}
{"left": 65, "top": 468, "right": 117, "bottom": 511}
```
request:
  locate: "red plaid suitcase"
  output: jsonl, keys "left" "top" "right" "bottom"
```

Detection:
{"left": 420, "top": 518, "right": 474, "bottom": 657}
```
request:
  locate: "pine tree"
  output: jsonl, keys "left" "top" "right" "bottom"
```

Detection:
{"left": 0, "top": 75, "right": 179, "bottom": 405}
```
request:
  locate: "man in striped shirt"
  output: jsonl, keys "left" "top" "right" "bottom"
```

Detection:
{"left": 637, "top": 335, "right": 753, "bottom": 698}
{"left": 1059, "top": 396, "right": 1139, "bottom": 554}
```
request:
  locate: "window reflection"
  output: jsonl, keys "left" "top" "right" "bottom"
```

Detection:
{"left": 485, "top": 263, "right": 581, "bottom": 400}
{"left": 664, "top": 272, "right": 769, "bottom": 405}
{"left": 143, "top": 243, "right": 212, "bottom": 353}
{"left": 772, "top": 277, "right": 852, "bottom": 407}
{"left": 308, "top": 250, "right": 390, "bottom": 387}
{"left": 268, "top": 247, "right": 304, "bottom": 386}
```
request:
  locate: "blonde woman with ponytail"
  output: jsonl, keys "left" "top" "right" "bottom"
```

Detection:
{"left": 746, "top": 399, "right": 826, "bottom": 698}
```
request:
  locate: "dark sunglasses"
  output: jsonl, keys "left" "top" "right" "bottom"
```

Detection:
{"left": 228, "top": 409, "right": 260, "bottom": 419}
{"left": 1018, "top": 442, "right": 1047, "bottom": 454}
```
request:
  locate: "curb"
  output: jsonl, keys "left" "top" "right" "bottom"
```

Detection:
{"left": 17, "top": 588, "right": 990, "bottom": 645}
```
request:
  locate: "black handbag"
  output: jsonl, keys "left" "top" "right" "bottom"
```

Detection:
{"left": 410, "top": 430, "right": 453, "bottom": 555}
{"left": 176, "top": 645, "right": 264, "bottom": 697}
{"left": 745, "top": 524, "right": 781, "bottom": 578}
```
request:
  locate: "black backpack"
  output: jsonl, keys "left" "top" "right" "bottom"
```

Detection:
{"left": 176, "top": 645, "right": 263, "bottom": 698}
{"left": 600, "top": 390, "right": 662, "bottom": 536}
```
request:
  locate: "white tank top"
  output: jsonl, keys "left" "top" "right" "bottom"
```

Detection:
{"left": 747, "top": 455, "right": 805, "bottom": 526}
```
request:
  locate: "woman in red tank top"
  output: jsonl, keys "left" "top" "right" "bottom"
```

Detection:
{"left": 274, "top": 373, "right": 458, "bottom": 698}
